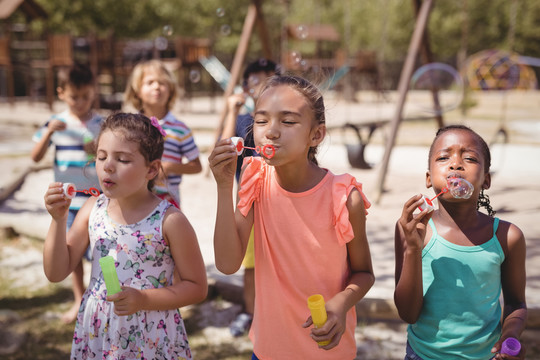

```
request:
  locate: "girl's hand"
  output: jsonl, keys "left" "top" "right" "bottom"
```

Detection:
{"left": 107, "top": 286, "right": 144, "bottom": 316}
{"left": 44, "top": 182, "right": 70, "bottom": 220}
{"left": 302, "top": 299, "right": 347, "bottom": 350}
{"left": 208, "top": 138, "right": 237, "bottom": 186}
{"left": 397, "top": 194, "right": 433, "bottom": 251}
{"left": 491, "top": 339, "right": 525, "bottom": 360}
{"left": 227, "top": 93, "right": 246, "bottom": 112}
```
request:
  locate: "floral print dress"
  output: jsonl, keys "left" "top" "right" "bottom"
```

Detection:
{"left": 72, "top": 195, "right": 191, "bottom": 360}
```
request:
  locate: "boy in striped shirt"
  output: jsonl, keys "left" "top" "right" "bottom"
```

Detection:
{"left": 31, "top": 63, "right": 103, "bottom": 323}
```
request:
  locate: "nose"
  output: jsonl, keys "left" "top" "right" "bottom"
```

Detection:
{"left": 264, "top": 120, "right": 280, "bottom": 140}
{"left": 103, "top": 158, "right": 114, "bottom": 173}
{"left": 449, "top": 156, "right": 464, "bottom": 170}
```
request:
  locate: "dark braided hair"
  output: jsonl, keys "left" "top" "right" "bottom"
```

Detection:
{"left": 429, "top": 125, "right": 496, "bottom": 216}
{"left": 97, "top": 112, "right": 165, "bottom": 191}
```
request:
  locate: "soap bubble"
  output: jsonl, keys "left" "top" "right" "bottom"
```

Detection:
{"left": 447, "top": 177, "right": 474, "bottom": 199}
{"left": 410, "top": 62, "right": 464, "bottom": 115}
{"left": 216, "top": 8, "right": 225, "bottom": 17}
{"left": 163, "top": 25, "right": 173, "bottom": 36}
{"left": 296, "top": 25, "right": 309, "bottom": 40}
{"left": 189, "top": 70, "right": 201, "bottom": 83}
{"left": 220, "top": 24, "right": 231, "bottom": 36}
{"left": 154, "top": 36, "right": 168, "bottom": 51}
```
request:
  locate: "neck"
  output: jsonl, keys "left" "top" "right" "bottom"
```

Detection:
{"left": 142, "top": 106, "right": 168, "bottom": 120}
{"left": 274, "top": 161, "right": 326, "bottom": 193}
{"left": 107, "top": 190, "right": 160, "bottom": 224}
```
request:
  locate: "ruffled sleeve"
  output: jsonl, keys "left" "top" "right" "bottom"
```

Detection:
{"left": 332, "top": 174, "right": 371, "bottom": 246}
{"left": 237, "top": 157, "right": 265, "bottom": 217}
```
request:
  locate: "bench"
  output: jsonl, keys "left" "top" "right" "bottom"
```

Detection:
{"left": 335, "top": 120, "right": 389, "bottom": 169}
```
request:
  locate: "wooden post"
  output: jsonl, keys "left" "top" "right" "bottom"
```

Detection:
{"left": 374, "top": 0, "right": 434, "bottom": 203}
{"left": 212, "top": 1, "right": 259, "bottom": 147}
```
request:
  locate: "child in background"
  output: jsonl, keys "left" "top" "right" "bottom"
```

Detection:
{"left": 209, "top": 75, "right": 375, "bottom": 359}
{"left": 394, "top": 125, "right": 527, "bottom": 360}
{"left": 43, "top": 113, "right": 207, "bottom": 359}
{"left": 221, "top": 58, "right": 281, "bottom": 337}
{"left": 124, "top": 59, "right": 202, "bottom": 207}
{"left": 31, "top": 63, "right": 103, "bottom": 324}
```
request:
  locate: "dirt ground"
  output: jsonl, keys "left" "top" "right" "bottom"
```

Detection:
{"left": 1, "top": 90, "right": 540, "bottom": 359}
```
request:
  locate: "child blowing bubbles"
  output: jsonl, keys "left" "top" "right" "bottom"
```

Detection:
{"left": 43, "top": 113, "right": 207, "bottom": 359}
{"left": 394, "top": 125, "right": 527, "bottom": 360}
{"left": 209, "top": 75, "right": 375, "bottom": 359}
{"left": 124, "top": 60, "right": 202, "bottom": 208}
{"left": 31, "top": 63, "right": 103, "bottom": 324}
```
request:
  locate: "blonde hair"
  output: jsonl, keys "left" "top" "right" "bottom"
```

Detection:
{"left": 124, "top": 60, "right": 178, "bottom": 112}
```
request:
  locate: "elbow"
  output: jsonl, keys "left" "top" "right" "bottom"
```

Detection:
{"left": 215, "top": 261, "right": 240, "bottom": 275}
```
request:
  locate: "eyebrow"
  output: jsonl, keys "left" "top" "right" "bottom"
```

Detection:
{"left": 254, "top": 110, "right": 302, "bottom": 117}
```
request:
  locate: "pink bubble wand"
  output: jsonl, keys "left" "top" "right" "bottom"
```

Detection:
{"left": 418, "top": 177, "right": 474, "bottom": 212}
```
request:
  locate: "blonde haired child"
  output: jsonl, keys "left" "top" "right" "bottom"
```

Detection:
{"left": 124, "top": 60, "right": 202, "bottom": 207}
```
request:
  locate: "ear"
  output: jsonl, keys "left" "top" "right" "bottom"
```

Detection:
{"left": 310, "top": 124, "right": 326, "bottom": 147}
{"left": 482, "top": 172, "right": 491, "bottom": 190}
{"left": 425, "top": 170, "right": 432, "bottom": 189}
{"left": 147, "top": 159, "right": 161, "bottom": 180}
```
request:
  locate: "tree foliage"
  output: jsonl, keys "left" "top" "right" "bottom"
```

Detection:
{"left": 11, "top": 0, "right": 540, "bottom": 64}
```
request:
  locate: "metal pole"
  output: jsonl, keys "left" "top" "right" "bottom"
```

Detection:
{"left": 374, "top": 0, "right": 434, "bottom": 203}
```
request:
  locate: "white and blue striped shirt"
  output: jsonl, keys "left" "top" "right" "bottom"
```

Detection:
{"left": 33, "top": 110, "right": 103, "bottom": 210}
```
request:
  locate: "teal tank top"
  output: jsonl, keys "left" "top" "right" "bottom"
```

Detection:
{"left": 407, "top": 218, "right": 505, "bottom": 360}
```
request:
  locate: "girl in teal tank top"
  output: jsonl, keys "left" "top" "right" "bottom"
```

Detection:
{"left": 394, "top": 125, "right": 527, "bottom": 359}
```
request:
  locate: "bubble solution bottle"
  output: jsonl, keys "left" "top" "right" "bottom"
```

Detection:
{"left": 307, "top": 294, "right": 331, "bottom": 346}
{"left": 501, "top": 337, "right": 521, "bottom": 356}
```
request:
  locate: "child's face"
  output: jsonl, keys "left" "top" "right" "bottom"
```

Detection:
{"left": 427, "top": 129, "right": 490, "bottom": 199}
{"left": 57, "top": 84, "right": 95, "bottom": 120}
{"left": 95, "top": 130, "right": 159, "bottom": 199}
{"left": 253, "top": 85, "right": 324, "bottom": 166}
{"left": 139, "top": 69, "right": 171, "bottom": 112}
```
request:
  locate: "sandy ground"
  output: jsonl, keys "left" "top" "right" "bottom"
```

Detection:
{"left": 1, "top": 90, "right": 540, "bottom": 358}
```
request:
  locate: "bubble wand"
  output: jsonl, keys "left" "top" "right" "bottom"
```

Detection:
{"left": 62, "top": 183, "right": 100, "bottom": 199}
{"left": 230, "top": 137, "right": 275, "bottom": 159}
{"left": 418, "top": 177, "right": 474, "bottom": 212}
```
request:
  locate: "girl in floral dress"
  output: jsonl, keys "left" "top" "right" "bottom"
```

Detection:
{"left": 43, "top": 112, "right": 207, "bottom": 359}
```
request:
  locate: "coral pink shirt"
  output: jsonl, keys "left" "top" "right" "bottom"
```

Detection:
{"left": 238, "top": 157, "right": 371, "bottom": 359}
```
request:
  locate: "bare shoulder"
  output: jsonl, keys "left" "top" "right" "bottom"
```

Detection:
{"left": 496, "top": 218, "right": 526, "bottom": 256}
{"left": 346, "top": 187, "right": 366, "bottom": 213}
{"left": 162, "top": 206, "right": 194, "bottom": 230}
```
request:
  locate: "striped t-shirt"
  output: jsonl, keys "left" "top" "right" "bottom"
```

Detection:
{"left": 153, "top": 112, "right": 200, "bottom": 205}
{"left": 33, "top": 110, "right": 103, "bottom": 210}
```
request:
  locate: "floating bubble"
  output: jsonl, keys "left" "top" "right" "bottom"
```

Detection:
{"left": 163, "top": 25, "right": 173, "bottom": 37}
{"left": 289, "top": 51, "right": 303, "bottom": 68}
{"left": 189, "top": 70, "right": 201, "bottom": 83}
{"left": 216, "top": 8, "right": 225, "bottom": 17}
{"left": 220, "top": 24, "right": 231, "bottom": 36}
{"left": 296, "top": 25, "right": 309, "bottom": 40}
{"left": 154, "top": 36, "right": 168, "bottom": 51}
{"left": 447, "top": 177, "right": 474, "bottom": 199}
{"left": 410, "top": 62, "right": 464, "bottom": 115}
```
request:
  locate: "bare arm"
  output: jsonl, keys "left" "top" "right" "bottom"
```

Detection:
{"left": 394, "top": 194, "right": 432, "bottom": 324}
{"left": 221, "top": 93, "right": 246, "bottom": 139}
{"left": 161, "top": 157, "right": 202, "bottom": 175}
{"left": 108, "top": 208, "right": 208, "bottom": 315}
{"left": 492, "top": 222, "right": 527, "bottom": 359}
{"left": 308, "top": 188, "right": 375, "bottom": 349}
{"left": 43, "top": 182, "right": 93, "bottom": 282}
{"left": 208, "top": 138, "right": 253, "bottom": 274}
{"left": 31, "top": 120, "right": 66, "bottom": 162}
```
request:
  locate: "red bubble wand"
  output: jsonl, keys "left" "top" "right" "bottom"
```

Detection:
{"left": 230, "top": 137, "right": 275, "bottom": 159}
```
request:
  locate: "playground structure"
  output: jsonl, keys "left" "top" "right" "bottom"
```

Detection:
{"left": 1, "top": 0, "right": 539, "bottom": 201}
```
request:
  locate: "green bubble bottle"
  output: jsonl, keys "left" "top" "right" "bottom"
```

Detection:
{"left": 99, "top": 255, "right": 122, "bottom": 296}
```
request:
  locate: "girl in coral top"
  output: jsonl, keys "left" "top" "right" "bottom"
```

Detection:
{"left": 209, "top": 75, "right": 375, "bottom": 359}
